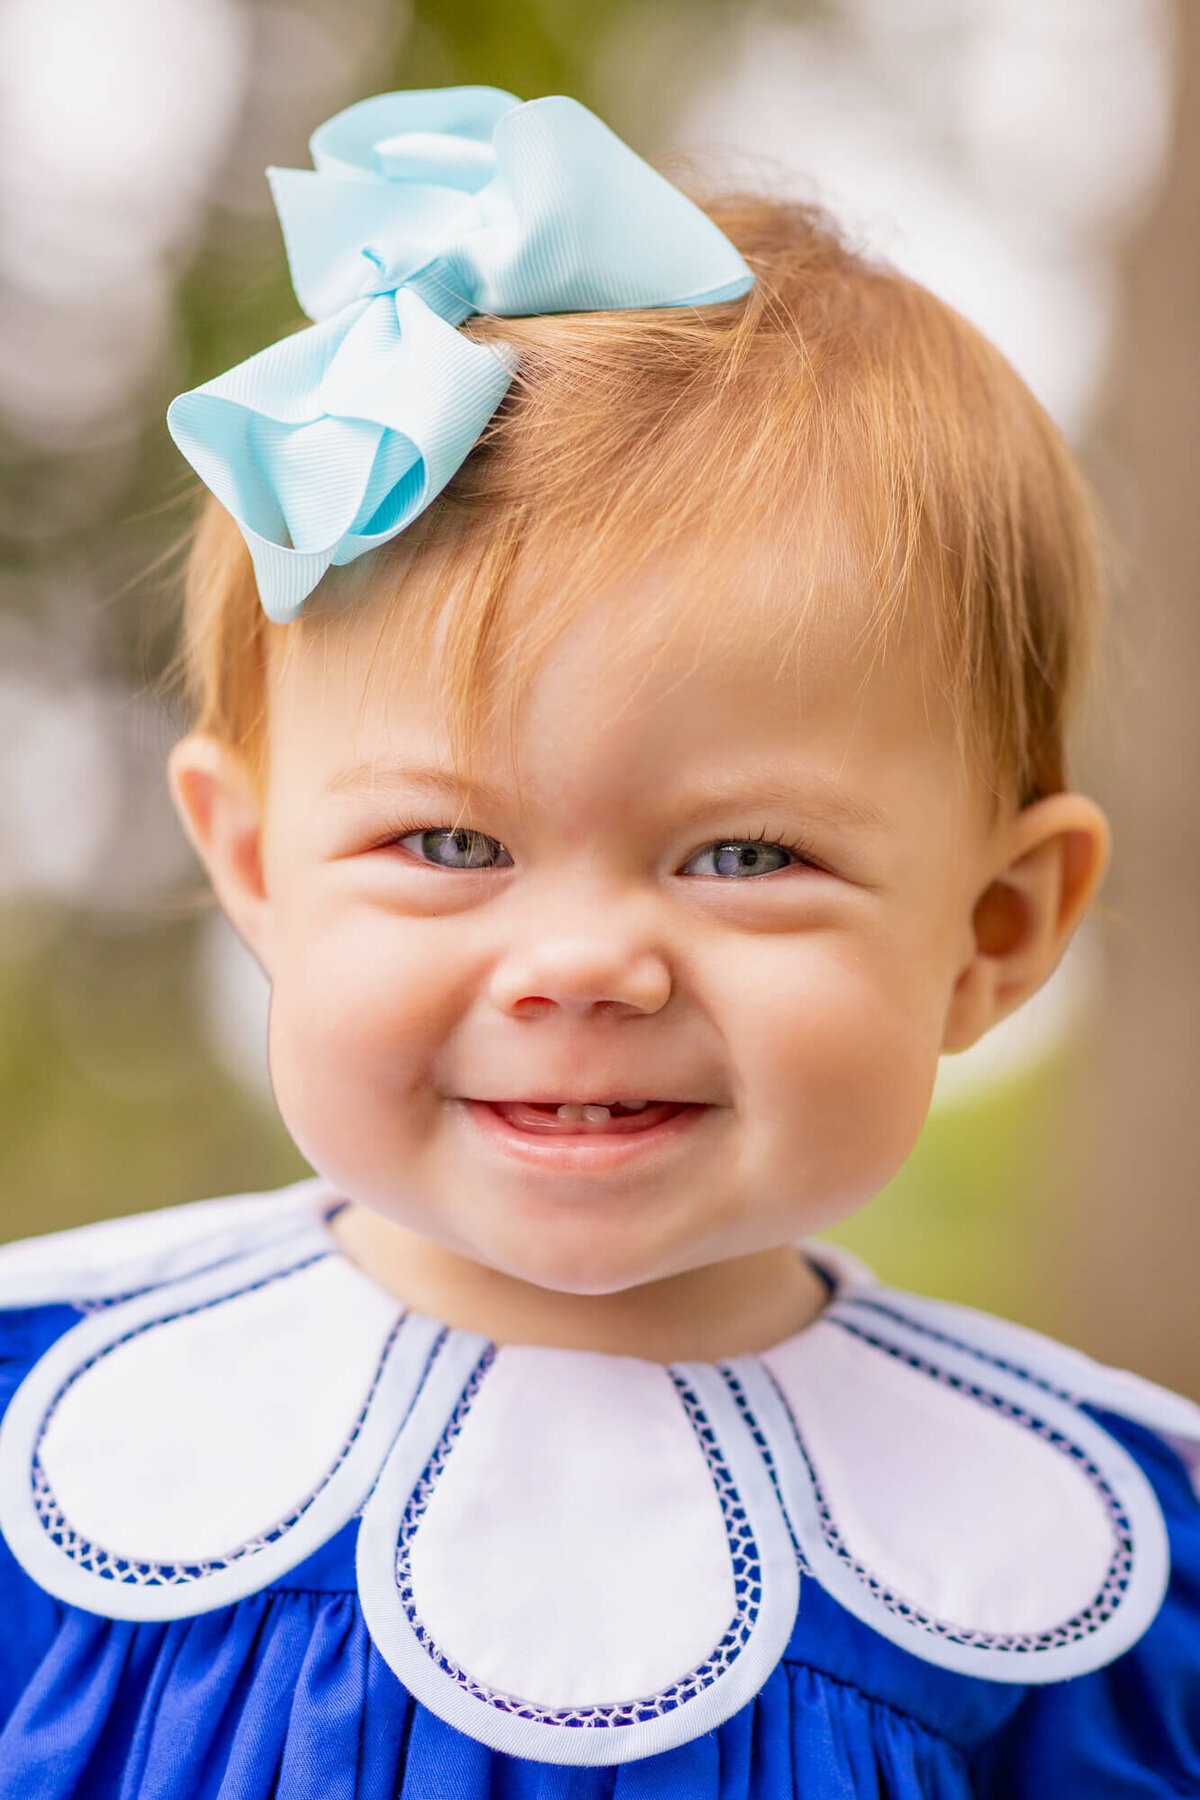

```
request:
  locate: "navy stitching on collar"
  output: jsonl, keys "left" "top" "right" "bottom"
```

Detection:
{"left": 838, "top": 1295, "right": 1078, "bottom": 1402}
{"left": 719, "top": 1364, "right": 810, "bottom": 1575}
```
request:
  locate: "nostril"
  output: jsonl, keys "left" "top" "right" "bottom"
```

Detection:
{"left": 512, "top": 996, "right": 554, "bottom": 1017}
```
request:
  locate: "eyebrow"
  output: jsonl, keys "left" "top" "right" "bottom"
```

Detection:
{"left": 323, "top": 763, "right": 502, "bottom": 805}
{"left": 672, "top": 773, "right": 889, "bottom": 833}
{"left": 323, "top": 762, "right": 888, "bottom": 832}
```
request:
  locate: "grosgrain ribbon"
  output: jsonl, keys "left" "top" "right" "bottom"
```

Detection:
{"left": 167, "top": 87, "right": 754, "bottom": 622}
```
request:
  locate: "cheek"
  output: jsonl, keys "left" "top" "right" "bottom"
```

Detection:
{"left": 264, "top": 907, "right": 466, "bottom": 1145}
{"left": 718, "top": 936, "right": 944, "bottom": 1212}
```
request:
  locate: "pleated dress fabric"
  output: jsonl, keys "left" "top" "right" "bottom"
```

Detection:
{"left": 0, "top": 1296, "right": 1197, "bottom": 1800}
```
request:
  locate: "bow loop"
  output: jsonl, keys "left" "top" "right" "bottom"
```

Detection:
{"left": 372, "top": 131, "right": 499, "bottom": 190}
{"left": 310, "top": 85, "right": 519, "bottom": 181}
{"left": 169, "top": 292, "right": 512, "bottom": 623}
{"left": 169, "top": 86, "right": 754, "bottom": 620}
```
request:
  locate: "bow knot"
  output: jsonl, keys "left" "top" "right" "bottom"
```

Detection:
{"left": 168, "top": 87, "right": 753, "bottom": 622}
{"left": 356, "top": 249, "right": 477, "bottom": 325}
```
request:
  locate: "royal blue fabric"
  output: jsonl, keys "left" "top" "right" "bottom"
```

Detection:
{"left": 0, "top": 1305, "right": 1196, "bottom": 1798}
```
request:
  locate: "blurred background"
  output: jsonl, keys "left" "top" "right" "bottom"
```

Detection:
{"left": 0, "top": 0, "right": 1196, "bottom": 1394}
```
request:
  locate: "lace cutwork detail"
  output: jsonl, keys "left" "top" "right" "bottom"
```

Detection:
{"left": 392, "top": 1361, "right": 762, "bottom": 1729}
{"left": 30, "top": 1255, "right": 413, "bottom": 1587}
{"left": 72, "top": 1293, "right": 145, "bottom": 1315}
{"left": 765, "top": 1316, "right": 1136, "bottom": 1655}
{"left": 842, "top": 1295, "right": 1079, "bottom": 1404}
{"left": 720, "top": 1366, "right": 810, "bottom": 1574}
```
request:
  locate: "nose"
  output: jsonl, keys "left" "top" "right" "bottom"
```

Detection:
{"left": 487, "top": 931, "right": 672, "bottom": 1020}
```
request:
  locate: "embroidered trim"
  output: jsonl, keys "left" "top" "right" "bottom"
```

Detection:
{"left": 72, "top": 1291, "right": 153, "bottom": 1316}
{"left": 765, "top": 1318, "right": 1136, "bottom": 1654}
{"left": 391, "top": 1359, "right": 761, "bottom": 1728}
{"left": 29, "top": 1255, "right": 411, "bottom": 1586}
{"left": 843, "top": 1295, "right": 1078, "bottom": 1403}
{"left": 720, "top": 1365, "right": 810, "bottom": 1575}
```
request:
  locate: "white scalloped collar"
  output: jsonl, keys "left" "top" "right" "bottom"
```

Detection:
{"left": 0, "top": 1178, "right": 1193, "bottom": 1767}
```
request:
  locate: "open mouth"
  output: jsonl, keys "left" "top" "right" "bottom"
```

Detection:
{"left": 478, "top": 1099, "right": 696, "bottom": 1137}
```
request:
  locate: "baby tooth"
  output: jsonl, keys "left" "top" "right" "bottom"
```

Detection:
{"left": 624, "top": 1100, "right": 649, "bottom": 1112}
{"left": 582, "top": 1104, "right": 611, "bottom": 1125}
{"left": 557, "top": 1104, "right": 585, "bottom": 1122}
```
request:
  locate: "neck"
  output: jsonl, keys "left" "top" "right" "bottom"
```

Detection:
{"left": 331, "top": 1205, "right": 830, "bottom": 1363}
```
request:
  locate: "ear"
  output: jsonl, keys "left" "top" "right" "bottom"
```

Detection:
{"left": 941, "top": 792, "right": 1110, "bottom": 1054}
{"left": 168, "top": 734, "right": 274, "bottom": 971}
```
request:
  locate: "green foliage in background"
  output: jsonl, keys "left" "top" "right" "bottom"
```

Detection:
{"left": 824, "top": 1052, "right": 1087, "bottom": 1329}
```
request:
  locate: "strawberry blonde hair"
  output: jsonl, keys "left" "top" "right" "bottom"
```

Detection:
{"left": 178, "top": 191, "right": 1102, "bottom": 805}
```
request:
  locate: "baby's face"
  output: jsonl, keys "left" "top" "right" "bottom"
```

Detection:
{"left": 245, "top": 579, "right": 1002, "bottom": 1297}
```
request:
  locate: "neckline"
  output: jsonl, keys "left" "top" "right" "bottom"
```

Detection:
{"left": 311, "top": 1186, "right": 868, "bottom": 1369}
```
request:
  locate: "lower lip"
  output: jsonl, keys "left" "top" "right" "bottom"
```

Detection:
{"left": 459, "top": 1099, "right": 710, "bottom": 1170}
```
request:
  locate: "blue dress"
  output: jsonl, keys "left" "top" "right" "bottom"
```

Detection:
{"left": 0, "top": 1178, "right": 1194, "bottom": 1799}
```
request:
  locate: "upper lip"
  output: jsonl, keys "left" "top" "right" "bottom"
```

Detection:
{"left": 462, "top": 1095, "right": 705, "bottom": 1106}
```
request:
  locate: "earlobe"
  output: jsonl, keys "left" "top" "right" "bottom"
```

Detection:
{"left": 941, "top": 792, "right": 1110, "bottom": 1054}
{"left": 168, "top": 734, "right": 273, "bottom": 967}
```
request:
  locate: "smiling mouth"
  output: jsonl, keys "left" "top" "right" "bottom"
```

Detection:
{"left": 475, "top": 1099, "right": 698, "bottom": 1136}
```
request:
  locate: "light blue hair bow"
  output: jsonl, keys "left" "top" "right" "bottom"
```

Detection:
{"left": 167, "top": 86, "right": 753, "bottom": 623}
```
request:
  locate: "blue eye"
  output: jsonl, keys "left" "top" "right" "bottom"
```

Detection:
{"left": 399, "top": 828, "right": 513, "bottom": 870}
{"left": 682, "top": 840, "right": 794, "bottom": 879}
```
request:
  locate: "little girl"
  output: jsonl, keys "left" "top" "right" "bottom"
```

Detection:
{"left": 0, "top": 86, "right": 1195, "bottom": 1799}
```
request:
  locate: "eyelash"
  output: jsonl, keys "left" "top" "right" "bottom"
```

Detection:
{"left": 737, "top": 827, "right": 826, "bottom": 872}
{"left": 371, "top": 820, "right": 829, "bottom": 876}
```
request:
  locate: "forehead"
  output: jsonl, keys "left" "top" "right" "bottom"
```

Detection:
{"left": 268, "top": 556, "right": 967, "bottom": 821}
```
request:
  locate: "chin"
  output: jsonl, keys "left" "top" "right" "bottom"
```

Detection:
{"left": 489, "top": 1231, "right": 670, "bottom": 1299}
